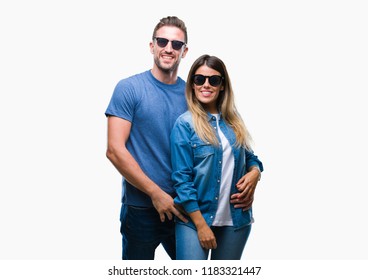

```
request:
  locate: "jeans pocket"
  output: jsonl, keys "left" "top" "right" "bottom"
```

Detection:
{"left": 128, "top": 205, "right": 151, "bottom": 211}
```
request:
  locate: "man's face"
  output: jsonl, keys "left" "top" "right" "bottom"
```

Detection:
{"left": 150, "top": 26, "right": 188, "bottom": 74}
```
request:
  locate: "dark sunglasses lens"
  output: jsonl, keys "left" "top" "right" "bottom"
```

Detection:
{"left": 172, "top": 40, "right": 185, "bottom": 50}
{"left": 209, "top": 76, "right": 222, "bottom": 86}
{"left": 193, "top": 75, "right": 205, "bottom": 85}
{"left": 193, "top": 75, "right": 223, "bottom": 86}
{"left": 156, "top": 38, "right": 169, "bottom": 48}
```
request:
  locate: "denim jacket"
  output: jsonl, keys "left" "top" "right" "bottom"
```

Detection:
{"left": 170, "top": 111, "right": 264, "bottom": 230}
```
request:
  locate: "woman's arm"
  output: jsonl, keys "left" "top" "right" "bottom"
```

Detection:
{"left": 188, "top": 211, "right": 217, "bottom": 250}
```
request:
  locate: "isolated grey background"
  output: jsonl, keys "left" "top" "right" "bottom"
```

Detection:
{"left": 1, "top": 0, "right": 367, "bottom": 260}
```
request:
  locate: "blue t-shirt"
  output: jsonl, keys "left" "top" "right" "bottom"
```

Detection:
{"left": 105, "top": 70, "right": 187, "bottom": 207}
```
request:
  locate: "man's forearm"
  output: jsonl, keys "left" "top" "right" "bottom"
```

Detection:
{"left": 106, "top": 146, "right": 160, "bottom": 197}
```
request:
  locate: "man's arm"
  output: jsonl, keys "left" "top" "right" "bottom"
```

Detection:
{"left": 230, "top": 166, "right": 261, "bottom": 210}
{"left": 106, "top": 116, "right": 187, "bottom": 222}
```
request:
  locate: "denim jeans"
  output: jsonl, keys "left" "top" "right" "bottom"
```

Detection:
{"left": 175, "top": 223, "right": 252, "bottom": 260}
{"left": 120, "top": 204, "right": 176, "bottom": 260}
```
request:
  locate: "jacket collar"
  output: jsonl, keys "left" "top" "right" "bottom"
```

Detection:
{"left": 206, "top": 111, "right": 223, "bottom": 121}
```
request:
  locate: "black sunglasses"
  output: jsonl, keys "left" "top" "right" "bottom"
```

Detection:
{"left": 154, "top": 37, "right": 186, "bottom": 51}
{"left": 192, "top": 75, "right": 224, "bottom": 87}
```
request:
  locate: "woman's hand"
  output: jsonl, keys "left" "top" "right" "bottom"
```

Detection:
{"left": 197, "top": 224, "right": 217, "bottom": 250}
{"left": 189, "top": 210, "right": 217, "bottom": 249}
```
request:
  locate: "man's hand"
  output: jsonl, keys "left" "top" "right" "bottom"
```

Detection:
{"left": 230, "top": 168, "right": 260, "bottom": 211}
{"left": 151, "top": 190, "right": 188, "bottom": 223}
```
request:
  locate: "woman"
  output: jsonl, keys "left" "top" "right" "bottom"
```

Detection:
{"left": 170, "top": 54, "right": 264, "bottom": 260}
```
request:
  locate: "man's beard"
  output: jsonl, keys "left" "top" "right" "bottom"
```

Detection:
{"left": 154, "top": 57, "right": 179, "bottom": 73}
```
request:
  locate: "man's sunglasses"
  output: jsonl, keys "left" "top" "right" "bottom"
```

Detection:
{"left": 154, "top": 37, "right": 186, "bottom": 51}
{"left": 192, "top": 75, "right": 224, "bottom": 87}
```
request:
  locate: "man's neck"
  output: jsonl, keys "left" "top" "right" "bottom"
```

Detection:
{"left": 151, "top": 68, "right": 178, "bottom": 85}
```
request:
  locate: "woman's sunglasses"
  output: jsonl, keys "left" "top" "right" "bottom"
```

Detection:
{"left": 154, "top": 37, "right": 186, "bottom": 51}
{"left": 192, "top": 75, "right": 224, "bottom": 87}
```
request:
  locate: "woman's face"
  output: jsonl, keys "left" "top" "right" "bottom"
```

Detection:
{"left": 192, "top": 65, "right": 224, "bottom": 114}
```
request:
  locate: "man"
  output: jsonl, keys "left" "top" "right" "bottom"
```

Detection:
{"left": 105, "top": 16, "right": 189, "bottom": 260}
{"left": 105, "top": 16, "right": 261, "bottom": 260}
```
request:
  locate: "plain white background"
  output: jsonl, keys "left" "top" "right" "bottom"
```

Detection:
{"left": 1, "top": 0, "right": 367, "bottom": 260}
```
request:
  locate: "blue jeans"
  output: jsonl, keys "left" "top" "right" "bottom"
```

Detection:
{"left": 175, "top": 223, "right": 252, "bottom": 260}
{"left": 120, "top": 204, "right": 176, "bottom": 260}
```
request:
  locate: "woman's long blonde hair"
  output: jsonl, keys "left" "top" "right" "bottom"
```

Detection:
{"left": 186, "top": 54, "right": 253, "bottom": 150}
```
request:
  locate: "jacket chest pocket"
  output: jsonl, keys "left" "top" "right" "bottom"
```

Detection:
{"left": 192, "top": 142, "right": 215, "bottom": 159}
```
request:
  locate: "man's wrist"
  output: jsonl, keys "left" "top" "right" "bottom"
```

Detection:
{"left": 249, "top": 165, "right": 261, "bottom": 181}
